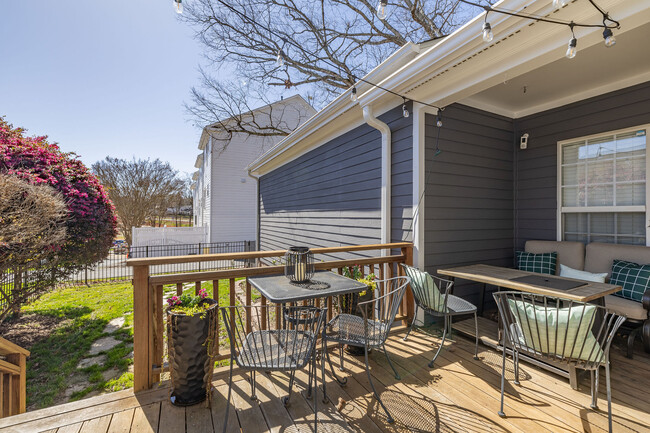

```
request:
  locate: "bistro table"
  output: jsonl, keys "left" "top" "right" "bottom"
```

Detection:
{"left": 248, "top": 270, "right": 369, "bottom": 304}
{"left": 438, "top": 264, "right": 622, "bottom": 389}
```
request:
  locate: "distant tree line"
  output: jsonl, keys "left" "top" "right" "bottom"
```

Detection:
{"left": 92, "top": 158, "right": 192, "bottom": 246}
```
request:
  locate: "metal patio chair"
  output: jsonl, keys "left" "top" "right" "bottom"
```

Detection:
{"left": 401, "top": 264, "right": 479, "bottom": 367}
{"left": 221, "top": 305, "right": 325, "bottom": 433}
{"left": 321, "top": 276, "right": 410, "bottom": 423}
{"left": 493, "top": 291, "right": 626, "bottom": 433}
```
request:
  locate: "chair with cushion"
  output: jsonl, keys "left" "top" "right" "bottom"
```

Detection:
{"left": 321, "top": 276, "right": 409, "bottom": 423}
{"left": 493, "top": 291, "right": 625, "bottom": 433}
{"left": 221, "top": 305, "right": 325, "bottom": 433}
{"left": 401, "top": 264, "right": 479, "bottom": 367}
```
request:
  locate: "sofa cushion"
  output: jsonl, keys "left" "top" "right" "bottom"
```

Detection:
{"left": 525, "top": 241, "right": 585, "bottom": 275}
{"left": 610, "top": 260, "right": 650, "bottom": 302}
{"left": 559, "top": 264, "right": 608, "bottom": 283}
{"left": 604, "top": 295, "right": 647, "bottom": 321}
{"left": 516, "top": 251, "right": 557, "bottom": 275}
{"left": 585, "top": 242, "right": 650, "bottom": 276}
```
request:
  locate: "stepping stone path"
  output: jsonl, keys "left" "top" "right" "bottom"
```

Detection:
{"left": 103, "top": 317, "right": 125, "bottom": 333}
{"left": 77, "top": 355, "right": 106, "bottom": 369}
{"left": 89, "top": 336, "right": 121, "bottom": 355}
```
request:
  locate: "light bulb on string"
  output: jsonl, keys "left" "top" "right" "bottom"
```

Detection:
{"left": 566, "top": 37, "right": 577, "bottom": 59}
{"left": 350, "top": 87, "right": 358, "bottom": 102}
{"left": 276, "top": 49, "right": 285, "bottom": 68}
{"left": 174, "top": 0, "right": 183, "bottom": 14}
{"left": 482, "top": 22, "right": 493, "bottom": 43}
{"left": 402, "top": 100, "right": 409, "bottom": 118}
{"left": 436, "top": 113, "right": 443, "bottom": 128}
{"left": 376, "top": 0, "right": 388, "bottom": 20}
{"left": 603, "top": 28, "right": 616, "bottom": 47}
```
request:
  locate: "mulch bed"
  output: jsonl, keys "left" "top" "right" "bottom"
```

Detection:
{"left": 0, "top": 314, "right": 64, "bottom": 350}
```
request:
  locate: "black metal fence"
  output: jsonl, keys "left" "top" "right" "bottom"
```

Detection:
{"left": 64, "top": 240, "right": 256, "bottom": 286}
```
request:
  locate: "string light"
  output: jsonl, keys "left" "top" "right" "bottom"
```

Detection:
{"left": 376, "top": 0, "right": 388, "bottom": 20}
{"left": 173, "top": 0, "right": 182, "bottom": 14}
{"left": 482, "top": 14, "right": 494, "bottom": 43}
{"left": 402, "top": 98, "right": 410, "bottom": 118}
{"left": 436, "top": 112, "right": 443, "bottom": 128}
{"left": 350, "top": 87, "right": 358, "bottom": 102}
{"left": 603, "top": 27, "right": 616, "bottom": 47}
{"left": 566, "top": 24, "right": 577, "bottom": 59}
{"left": 276, "top": 49, "right": 285, "bottom": 68}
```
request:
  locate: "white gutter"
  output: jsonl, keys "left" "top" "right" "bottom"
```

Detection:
{"left": 362, "top": 105, "right": 391, "bottom": 251}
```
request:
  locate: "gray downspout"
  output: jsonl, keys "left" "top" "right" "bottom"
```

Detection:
{"left": 247, "top": 171, "right": 261, "bottom": 259}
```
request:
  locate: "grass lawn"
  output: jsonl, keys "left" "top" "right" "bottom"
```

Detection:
{"left": 17, "top": 278, "right": 250, "bottom": 409}
{"left": 22, "top": 281, "right": 135, "bottom": 409}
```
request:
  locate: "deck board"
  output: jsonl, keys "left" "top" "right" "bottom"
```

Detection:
{"left": 1, "top": 324, "right": 649, "bottom": 433}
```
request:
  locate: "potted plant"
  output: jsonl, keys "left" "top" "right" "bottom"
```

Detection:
{"left": 340, "top": 265, "right": 377, "bottom": 355}
{"left": 166, "top": 288, "right": 218, "bottom": 406}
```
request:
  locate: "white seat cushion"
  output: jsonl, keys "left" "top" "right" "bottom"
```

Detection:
{"left": 604, "top": 295, "right": 647, "bottom": 321}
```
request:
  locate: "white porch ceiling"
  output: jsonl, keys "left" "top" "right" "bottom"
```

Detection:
{"left": 461, "top": 21, "right": 650, "bottom": 119}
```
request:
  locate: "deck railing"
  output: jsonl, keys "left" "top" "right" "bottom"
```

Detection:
{"left": 127, "top": 242, "right": 414, "bottom": 392}
{"left": 0, "top": 337, "right": 29, "bottom": 418}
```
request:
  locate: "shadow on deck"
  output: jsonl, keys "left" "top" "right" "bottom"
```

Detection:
{"left": 1, "top": 323, "right": 649, "bottom": 433}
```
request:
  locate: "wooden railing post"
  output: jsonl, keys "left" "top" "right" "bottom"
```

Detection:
{"left": 0, "top": 337, "right": 30, "bottom": 418}
{"left": 402, "top": 244, "right": 415, "bottom": 321}
{"left": 132, "top": 265, "right": 151, "bottom": 392}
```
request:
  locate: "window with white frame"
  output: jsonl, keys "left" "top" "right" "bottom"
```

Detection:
{"left": 559, "top": 126, "right": 648, "bottom": 245}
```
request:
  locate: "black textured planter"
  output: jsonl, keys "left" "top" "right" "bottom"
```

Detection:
{"left": 167, "top": 299, "right": 217, "bottom": 406}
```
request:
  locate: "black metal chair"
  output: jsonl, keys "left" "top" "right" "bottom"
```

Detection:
{"left": 493, "top": 291, "right": 626, "bottom": 433}
{"left": 321, "top": 276, "right": 410, "bottom": 423}
{"left": 221, "top": 305, "right": 325, "bottom": 433}
{"left": 401, "top": 264, "right": 479, "bottom": 367}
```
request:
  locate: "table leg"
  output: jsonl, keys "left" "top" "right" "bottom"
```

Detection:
{"left": 568, "top": 366, "right": 580, "bottom": 390}
{"left": 478, "top": 283, "right": 486, "bottom": 316}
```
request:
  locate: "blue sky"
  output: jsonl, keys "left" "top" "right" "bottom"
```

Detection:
{"left": 1, "top": 0, "right": 209, "bottom": 175}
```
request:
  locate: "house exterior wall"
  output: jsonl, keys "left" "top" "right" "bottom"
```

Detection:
{"left": 424, "top": 104, "right": 515, "bottom": 304}
{"left": 258, "top": 104, "right": 412, "bottom": 259}
{"left": 514, "top": 81, "right": 650, "bottom": 250}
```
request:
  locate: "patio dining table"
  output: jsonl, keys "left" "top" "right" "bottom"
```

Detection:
{"left": 248, "top": 270, "right": 369, "bottom": 304}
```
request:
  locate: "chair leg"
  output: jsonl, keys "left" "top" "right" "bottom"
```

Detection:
{"left": 513, "top": 350, "right": 520, "bottom": 386}
{"left": 364, "top": 343, "right": 393, "bottom": 423}
{"left": 403, "top": 305, "right": 419, "bottom": 341}
{"left": 473, "top": 311, "right": 480, "bottom": 361}
{"left": 339, "top": 344, "right": 345, "bottom": 371}
{"left": 382, "top": 344, "right": 400, "bottom": 380}
{"left": 321, "top": 334, "right": 329, "bottom": 404}
{"left": 606, "top": 361, "right": 613, "bottom": 433}
{"left": 498, "top": 342, "right": 507, "bottom": 417}
{"left": 313, "top": 352, "right": 318, "bottom": 433}
{"left": 222, "top": 359, "right": 234, "bottom": 433}
{"left": 325, "top": 342, "right": 348, "bottom": 386}
{"left": 283, "top": 370, "right": 296, "bottom": 406}
{"left": 590, "top": 369, "right": 599, "bottom": 409}
{"left": 429, "top": 314, "right": 448, "bottom": 368}
{"left": 250, "top": 370, "right": 257, "bottom": 400}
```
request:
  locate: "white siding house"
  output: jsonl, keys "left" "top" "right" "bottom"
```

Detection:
{"left": 192, "top": 95, "right": 315, "bottom": 243}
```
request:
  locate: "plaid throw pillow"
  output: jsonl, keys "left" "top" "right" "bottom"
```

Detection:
{"left": 516, "top": 251, "right": 557, "bottom": 275}
{"left": 610, "top": 259, "right": 650, "bottom": 302}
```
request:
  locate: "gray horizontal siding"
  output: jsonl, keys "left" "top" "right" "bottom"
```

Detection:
{"left": 514, "top": 81, "right": 650, "bottom": 250}
{"left": 259, "top": 104, "right": 412, "bottom": 261}
{"left": 424, "top": 104, "right": 515, "bottom": 306}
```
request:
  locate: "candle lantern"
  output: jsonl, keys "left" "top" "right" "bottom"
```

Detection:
{"left": 284, "top": 246, "right": 314, "bottom": 283}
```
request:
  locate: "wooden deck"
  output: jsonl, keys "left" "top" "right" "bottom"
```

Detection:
{"left": 1, "top": 322, "right": 649, "bottom": 433}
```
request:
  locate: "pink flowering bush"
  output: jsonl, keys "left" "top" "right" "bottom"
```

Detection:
{"left": 0, "top": 117, "right": 117, "bottom": 272}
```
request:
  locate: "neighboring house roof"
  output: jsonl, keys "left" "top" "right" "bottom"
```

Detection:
{"left": 197, "top": 94, "right": 316, "bottom": 151}
{"left": 192, "top": 171, "right": 199, "bottom": 181}
{"left": 194, "top": 154, "right": 204, "bottom": 169}
{"left": 249, "top": 0, "right": 649, "bottom": 176}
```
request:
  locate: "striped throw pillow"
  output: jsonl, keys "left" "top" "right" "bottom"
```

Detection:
{"left": 610, "top": 259, "right": 650, "bottom": 302}
{"left": 516, "top": 251, "right": 557, "bottom": 275}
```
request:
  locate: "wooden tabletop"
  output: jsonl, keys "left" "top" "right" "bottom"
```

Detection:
{"left": 438, "top": 264, "right": 621, "bottom": 302}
